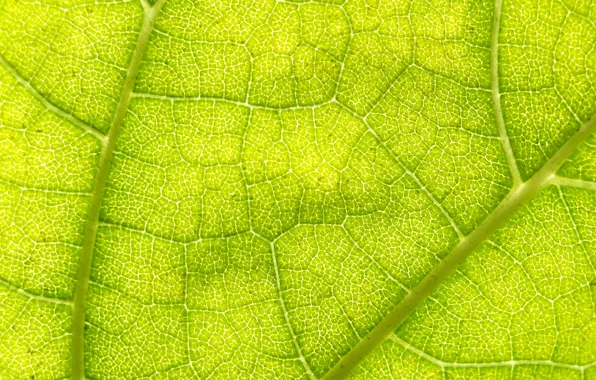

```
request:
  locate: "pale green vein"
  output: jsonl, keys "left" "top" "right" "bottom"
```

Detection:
{"left": 388, "top": 335, "right": 595, "bottom": 371}
{"left": 0, "top": 178, "right": 92, "bottom": 196}
{"left": 70, "top": 0, "right": 165, "bottom": 378}
{"left": 131, "top": 91, "right": 335, "bottom": 111}
{"left": 182, "top": 244, "right": 200, "bottom": 378}
{"left": 0, "top": 55, "right": 107, "bottom": 143}
{"left": 238, "top": 110, "right": 315, "bottom": 378}
{"left": 557, "top": 186, "right": 596, "bottom": 278}
{"left": 490, "top": 0, "right": 521, "bottom": 185}
{"left": 323, "top": 114, "right": 596, "bottom": 380}
{"left": 0, "top": 278, "right": 74, "bottom": 307}
{"left": 551, "top": 176, "right": 596, "bottom": 191}
{"left": 270, "top": 238, "right": 317, "bottom": 379}
{"left": 333, "top": 99, "right": 466, "bottom": 240}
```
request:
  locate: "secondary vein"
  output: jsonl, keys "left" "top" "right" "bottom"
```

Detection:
{"left": 388, "top": 334, "right": 595, "bottom": 371}
{"left": 0, "top": 55, "right": 106, "bottom": 142}
{"left": 0, "top": 277, "right": 74, "bottom": 307}
{"left": 333, "top": 99, "right": 466, "bottom": 241}
{"left": 490, "top": 0, "right": 522, "bottom": 185}
{"left": 70, "top": 1, "right": 165, "bottom": 378}
{"left": 551, "top": 176, "right": 596, "bottom": 191}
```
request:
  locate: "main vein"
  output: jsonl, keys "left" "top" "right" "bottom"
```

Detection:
{"left": 323, "top": 0, "right": 596, "bottom": 374}
{"left": 71, "top": 1, "right": 164, "bottom": 378}
{"left": 323, "top": 111, "right": 596, "bottom": 380}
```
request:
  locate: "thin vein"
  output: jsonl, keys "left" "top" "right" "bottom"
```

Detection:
{"left": 388, "top": 335, "right": 594, "bottom": 371}
{"left": 97, "top": 222, "right": 186, "bottom": 244}
{"left": 556, "top": 187, "right": 596, "bottom": 278}
{"left": 333, "top": 99, "right": 465, "bottom": 240}
{"left": 182, "top": 244, "right": 200, "bottom": 378}
{"left": 0, "top": 278, "right": 73, "bottom": 306}
{"left": 269, "top": 238, "right": 317, "bottom": 380}
{"left": 490, "top": 0, "right": 521, "bottom": 185}
{"left": 0, "top": 55, "right": 107, "bottom": 143}
{"left": 0, "top": 178, "right": 92, "bottom": 196}
{"left": 131, "top": 91, "right": 334, "bottom": 111}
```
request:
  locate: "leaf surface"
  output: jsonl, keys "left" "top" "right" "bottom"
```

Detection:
{"left": 0, "top": 0, "right": 595, "bottom": 379}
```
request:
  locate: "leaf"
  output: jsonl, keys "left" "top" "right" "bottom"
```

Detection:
{"left": 0, "top": 0, "right": 595, "bottom": 379}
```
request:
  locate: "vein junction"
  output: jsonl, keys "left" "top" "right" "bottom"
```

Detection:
{"left": 324, "top": 113, "right": 596, "bottom": 379}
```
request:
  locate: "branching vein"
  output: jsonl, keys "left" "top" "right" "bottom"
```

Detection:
{"left": 0, "top": 55, "right": 106, "bottom": 142}
{"left": 388, "top": 335, "right": 595, "bottom": 371}
{"left": 551, "top": 176, "right": 596, "bottom": 191}
{"left": 323, "top": 113, "right": 596, "bottom": 379}
{"left": 490, "top": 0, "right": 522, "bottom": 185}
{"left": 70, "top": 1, "right": 165, "bottom": 378}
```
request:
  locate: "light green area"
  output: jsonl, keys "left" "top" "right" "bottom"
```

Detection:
{"left": 0, "top": 0, "right": 595, "bottom": 379}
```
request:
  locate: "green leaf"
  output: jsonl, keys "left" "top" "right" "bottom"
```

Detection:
{"left": 0, "top": 0, "right": 595, "bottom": 379}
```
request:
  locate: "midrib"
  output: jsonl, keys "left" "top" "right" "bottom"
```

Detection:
{"left": 322, "top": 0, "right": 596, "bottom": 376}
{"left": 323, "top": 115, "right": 596, "bottom": 380}
{"left": 71, "top": 1, "right": 164, "bottom": 378}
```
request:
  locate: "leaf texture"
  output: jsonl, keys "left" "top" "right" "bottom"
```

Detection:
{"left": 0, "top": 0, "right": 595, "bottom": 379}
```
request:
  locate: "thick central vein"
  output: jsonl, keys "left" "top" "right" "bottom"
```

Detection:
{"left": 322, "top": 0, "right": 596, "bottom": 374}
{"left": 323, "top": 110, "right": 596, "bottom": 379}
{"left": 71, "top": 1, "right": 164, "bottom": 378}
{"left": 322, "top": 114, "right": 596, "bottom": 380}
